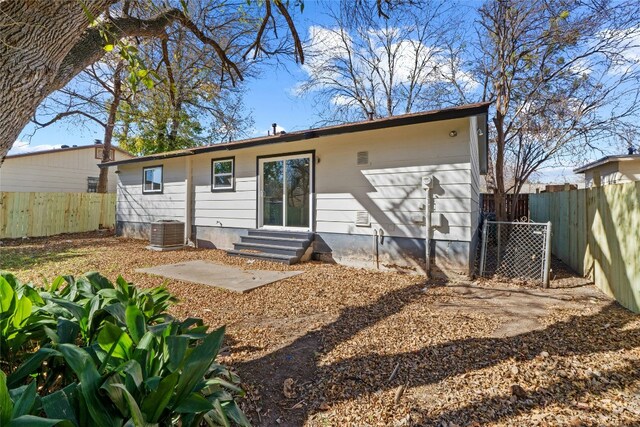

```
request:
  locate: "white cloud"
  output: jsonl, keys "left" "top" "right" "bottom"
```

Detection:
{"left": 599, "top": 25, "right": 640, "bottom": 75}
{"left": 297, "top": 24, "right": 479, "bottom": 107}
{"left": 250, "top": 125, "right": 286, "bottom": 138}
{"left": 8, "top": 141, "right": 61, "bottom": 155}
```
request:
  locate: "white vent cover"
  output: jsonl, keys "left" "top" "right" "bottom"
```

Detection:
{"left": 355, "top": 211, "right": 371, "bottom": 227}
{"left": 357, "top": 151, "right": 369, "bottom": 165}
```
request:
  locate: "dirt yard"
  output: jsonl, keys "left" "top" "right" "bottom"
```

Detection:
{"left": 2, "top": 231, "right": 640, "bottom": 426}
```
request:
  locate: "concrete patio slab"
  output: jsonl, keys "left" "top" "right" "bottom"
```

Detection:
{"left": 135, "top": 260, "right": 303, "bottom": 293}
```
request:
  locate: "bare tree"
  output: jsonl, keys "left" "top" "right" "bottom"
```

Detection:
{"left": 477, "top": 0, "right": 640, "bottom": 220}
{"left": 31, "top": 57, "right": 126, "bottom": 192}
{"left": 297, "top": 0, "right": 468, "bottom": 123}
{"left": 0, "top": 0, "right": 304, "bottom": 163}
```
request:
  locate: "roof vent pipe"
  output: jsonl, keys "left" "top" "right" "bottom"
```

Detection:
{"left": 272, "top": 123, "right": 277, "bottom": 135}
{"left": 367, "top": 111, "right": 374, "bottom": 121}
{"left": 94, "top": 139, "right": 102, "bottom": 145}
{"left": 628, "top": 145, "right": 636, "bottom": 155}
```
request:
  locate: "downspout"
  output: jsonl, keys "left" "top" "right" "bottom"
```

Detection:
{"left": 422, "top": 176, "right": 433, "bottom": 278}
{"left": 184, "top": 156, "right": 193, "bottom": 246}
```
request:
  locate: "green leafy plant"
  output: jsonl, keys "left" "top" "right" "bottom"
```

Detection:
{"left": 2, "top": 272, "right": 250, "bottom": 426}
{"left": 40, "top": 273, "right": 175, "bottom": 344}
{"left": 0, "top": 371, "right": 73, "bottom": 427}
{"left": 0, "top": 272, "right": 54, "bottom": 366}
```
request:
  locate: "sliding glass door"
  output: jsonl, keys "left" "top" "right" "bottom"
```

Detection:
{"left": 259, "top": 154, "right": 312, "bottom": 229}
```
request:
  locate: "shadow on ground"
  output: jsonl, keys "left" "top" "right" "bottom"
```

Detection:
{"left": 232, "top": 280, "right": 639, "bottom": 426}
{"left": 0, "top": 248, "right": 86, "bottom": 271}
{"left": 0, "top": 231, "right": 114, "bottom": 272}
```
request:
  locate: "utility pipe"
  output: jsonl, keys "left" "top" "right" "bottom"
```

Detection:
{"left": 422, "top": 176, "right": 433, "bottom": 278}
{"left": 373, "top": 229, "right": 379, "bottom": 269}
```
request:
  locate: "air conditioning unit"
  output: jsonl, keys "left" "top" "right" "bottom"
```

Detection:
{"left": 149, "top": 220, "right": 184, "bottom": 249}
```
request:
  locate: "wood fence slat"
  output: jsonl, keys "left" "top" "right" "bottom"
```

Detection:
{"left": 0, "top": 192, "right": 116, "bottom": 240}
{"left": 530, "top": 183, "right": 640, "bottom": 312}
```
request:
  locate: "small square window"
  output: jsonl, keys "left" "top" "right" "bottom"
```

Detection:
{"left": 95, "top": 147, "right": 115, "bottom": 161}
{"left": 143, "top": 166, "right": 163, "bottom": 194}
{"left": 87, "top": 177, "right": 99, "bottom": 193}
{"left": 211, "top": 158, "right": 234, "bottom": 192}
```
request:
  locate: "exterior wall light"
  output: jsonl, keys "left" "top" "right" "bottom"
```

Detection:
{"left": 449, "top": 130, "right": 458, "bottom": 137}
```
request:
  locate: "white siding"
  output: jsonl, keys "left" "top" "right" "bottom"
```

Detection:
{"left": 584, "top": 162, "right": 621, "bottom": 187}
{"left": 117, "top": 157, "right": 186, "bottom": 223}
{"left": 117, "top": 117, "right": 479, "bottom": 242}
{"left": 469, "top": 116, "right": 481, "bottom": 233}
{"left": 618, "top": 160, "right": 640, "bottom": 182}
{"left": 584, "top": 160, "right": 640, "bottom": 187}
{"left": 0, "top": 146, "right": 131, "bottom": 192}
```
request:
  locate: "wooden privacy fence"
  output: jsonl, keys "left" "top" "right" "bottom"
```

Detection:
{"left": 0, "top": 192, "right": 116, "bottom": 239}
{"left": 481, "top": 193, "right": 530, "bottom": 219}
{"left": 530, "top": 182, "right": 640, "bottom": 312}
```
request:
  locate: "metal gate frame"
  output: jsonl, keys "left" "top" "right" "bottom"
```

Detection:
{"left": 479, "top": 220, "right": 552, "bottom": 287}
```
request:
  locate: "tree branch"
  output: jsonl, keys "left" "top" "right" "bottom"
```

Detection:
{"left": 53, "top": 7, "right": 244, "bottom": 93}
{"left": 32, "top": 110, "right": 106, "bottom": 129}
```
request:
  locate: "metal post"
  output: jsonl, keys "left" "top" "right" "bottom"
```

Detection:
{"left": 496, "top": 222, "right": 502, "bottom": 270}
{"left": 424, "top": 186, "right": 431, "bottom": 278}
{"left": 422, "top": 177, "right": 433, "bottom": 278}
{"left": 542, "top": 221, "right": 552, "bottom": 288}
{"left": 479, "top": 221, "right": 488, "bottom": 276}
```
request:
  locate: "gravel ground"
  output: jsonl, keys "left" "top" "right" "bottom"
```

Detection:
{"left": 1, "top": 231, "right": 640, "bottom": 427}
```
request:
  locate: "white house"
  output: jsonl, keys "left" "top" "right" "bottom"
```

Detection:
{"left": 0, "top": 143, "right": 133, "bottom": 193}
{"left": 105, "top": 103, "right": 490, "bottom": 275}
{"left": 574, "top": 154, "right": 640, "bottom": 187}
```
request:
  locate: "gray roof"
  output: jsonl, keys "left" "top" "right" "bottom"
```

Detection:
{"left": 6, "top": 144, "right": 132, "bottom": 160}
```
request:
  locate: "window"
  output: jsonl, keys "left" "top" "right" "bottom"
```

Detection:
{"left": 95, "top": 147, "right": 115, "bottom": 161}
{"left": 87, "top": 177, "right": 99, "bottom": 193}
{"left": 211, "top": 157, "right": 234, "bottom": 191}
{"left": 143, "top": 166, "right": 163, "bottom": 194}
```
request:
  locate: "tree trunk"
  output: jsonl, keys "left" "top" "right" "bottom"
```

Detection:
{"left": 97, "top": 63, "right": 123, "bottom": 193}
{"left": 0, "top": 1, "right": 116, "bottom": 164}
{"left": 493, "top": 112, "right": 507, "bottom": 221}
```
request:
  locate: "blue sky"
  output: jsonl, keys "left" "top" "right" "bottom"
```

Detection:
{"left": 13, "top": 1, "right": 332, "bottom": 154}
{"left": 11, "top": 0, "right": 621, "bottom": 184}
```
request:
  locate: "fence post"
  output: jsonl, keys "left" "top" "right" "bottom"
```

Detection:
{"left": 543, "top": 221, "right": 552, "bottom": 288}
{"left": 479, "top": 222, "right": 488, "bottom": 276}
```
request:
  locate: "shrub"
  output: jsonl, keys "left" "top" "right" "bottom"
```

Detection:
{"left": 0, "top": 272, "right": 250, "bottom": 426}
{"left": 0, "top": 273, "right": 55, "bottom": 367}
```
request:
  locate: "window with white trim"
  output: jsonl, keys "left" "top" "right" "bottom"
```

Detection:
{"left": 211, "top": 158, "right": 234, "bottom": 191}
{"left": 143, "top": 166, "right": 163, "bottom": 194}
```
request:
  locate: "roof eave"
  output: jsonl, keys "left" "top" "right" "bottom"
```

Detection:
{"left": 102, "top": 102, "right": 492, "bottom": 168}
{"left": 574, "top": 155, "right": 640, "bottom": 173}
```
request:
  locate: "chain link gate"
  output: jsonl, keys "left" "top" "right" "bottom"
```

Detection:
{"left": 479, "top": 220, "right": 552, "bottom": 286}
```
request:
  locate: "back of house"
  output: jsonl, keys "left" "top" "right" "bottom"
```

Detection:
{"left": 106, "top": 103, "right": 490, "bottom": 275}
{"left": 0, "top": 143, "right": 133, "bottom": 193}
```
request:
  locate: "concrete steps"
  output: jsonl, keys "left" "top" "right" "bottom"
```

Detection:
{"left": 226, "top": 229, "right": 314, "bottom": 265}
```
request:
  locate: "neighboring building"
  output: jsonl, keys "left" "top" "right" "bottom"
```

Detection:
{"left": 574, "top": 154, "right": 640, "bottom": 187}
{"left": 0, "top": 144, "right": 133, "bottom": 193}
{"left": 541, "top": 184, "right": 578, "bottom": 193}
{"left": 105, "top": 103, "right": 490, "bottom": 275}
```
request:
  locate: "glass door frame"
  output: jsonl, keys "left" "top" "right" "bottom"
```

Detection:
{"left": 257, "top": 151, "right": 314, "bottom": 231}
